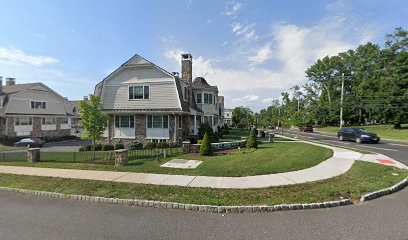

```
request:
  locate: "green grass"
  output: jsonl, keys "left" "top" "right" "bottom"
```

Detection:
{"left": 0, "top": 142, "right": 333, "bottom": 177}
{"left": 316, "top": 124, "right": 408, "bottom": 141}
{"left": 220, "top": 128, "right": 250, "bottom": 140}
{"left": 0, "top": 145, "right": 20, "bottom": 151}
{"left": 0, "top": 161, "right": 406, "bottom": 205}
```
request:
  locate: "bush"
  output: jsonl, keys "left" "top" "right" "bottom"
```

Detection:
{"left": 200, "top": 132, "right": 213, "bottom": 156}
{"left": 246, "top": 130, "right": 258, "bottom": 149}
{"left": 157, "top": 142, "right": 169, "bottom": 148}
{"left": 129, "top": 141, "right": 143, "bottom": 150}
{"left": 114, "top": 143, "right": 124, "bottom": 150}
{"left": 169, "top": 142, "right": 180, "bottom": 148}
{"left": 94, "top": 144, "right": 103, "bottom": 151}
{"left": 197, "top": 140, "right": 203, "bottom": 144}
{"left": 102, "top": 144, "right": 114, "bottom": 151}
{"left": 84, "top": 145, "right": 93, "bottom": 151}
{"left": 189, "top": 138, "right": 198, "bottom": 144}
{"left": 145, "top": 142, "right": 157, "bottom": 149}
{"left": 79, "top": 146, "right": 86, "bottom": 152}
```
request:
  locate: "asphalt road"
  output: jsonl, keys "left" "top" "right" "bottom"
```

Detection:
{"left": 272, "top": 129, "right": 408, "bottom": 165}
{"left": 0, "top": 189, "right": 407, "bottom": 240}
{"left": 0, "top": 132, "right": 407, "bottom": 239}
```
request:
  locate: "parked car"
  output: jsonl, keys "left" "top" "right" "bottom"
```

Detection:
{"left": 267, "top": 125, "right": 275, "bottom": 129}
{"left": 337, "top": 128, "right": 380, "bottom": 143}
{"left": 13, "top": 138, "right": 45, "bottom": 148}
{"left": 299, "top": 125, "right": 313, "bottom": 132}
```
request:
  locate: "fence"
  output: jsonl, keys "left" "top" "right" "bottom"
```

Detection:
{"left": 0, "top": 147, "right": 183, "bottom": 165}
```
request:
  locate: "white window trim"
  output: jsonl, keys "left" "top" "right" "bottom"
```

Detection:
{"left": 146, "top": 115, "right": 169, "bottom": 129}
{"left": 114, "top": 115, "right": 135, "bottom": 128}
{"left": 128, "top": 85, "right": 150, "bottom": 100}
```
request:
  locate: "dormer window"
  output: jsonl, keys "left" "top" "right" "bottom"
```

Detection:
{"left": 31, "top": 101, "right": 46, "bottom": 109}
{"left": 129, "top": 86, "right": 149, "bottom": 100}
{"left": 196, "top": 93, "right": 202, "bottom": 104}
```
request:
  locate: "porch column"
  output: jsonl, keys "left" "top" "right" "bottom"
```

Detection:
{"left": 193, "top": 115, "right": 197, "bottom": 134}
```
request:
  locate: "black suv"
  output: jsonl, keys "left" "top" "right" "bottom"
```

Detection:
{"left": 337, "top": 128, "right": 380, "bottom": 143}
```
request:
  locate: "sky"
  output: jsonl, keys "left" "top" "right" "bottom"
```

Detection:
{"left": 0, "top": 0, "right": 407, "bottom": 112}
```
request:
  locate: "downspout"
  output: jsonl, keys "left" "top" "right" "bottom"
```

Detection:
{"left": 172, "top": 112, "right": 177, "bottom": 143}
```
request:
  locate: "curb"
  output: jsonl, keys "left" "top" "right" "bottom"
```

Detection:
{"left": 360, "top": 177, "right": 408, "bottom": 201}
{"left": 0, "top": 186, "right": 352, "bottom": 213}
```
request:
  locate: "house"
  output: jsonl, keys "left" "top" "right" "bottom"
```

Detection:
{"left": 70, "top": 96, "right": 89, "bottom": 135}
{"left": 224, "top": 108, "right": 233, "bottom": 125}
{"left": 94, "top": 53, "right": 225, "bottom": 145}
{"left": 192, "top": 77, "right": 224, "bottom": 131}
{"left": 0, "top": 77, "right": 73, "bottom": 138}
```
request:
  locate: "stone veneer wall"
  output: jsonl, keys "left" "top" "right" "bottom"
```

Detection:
{"left": 5, "top": 116, "right": 70, "bottom": 138}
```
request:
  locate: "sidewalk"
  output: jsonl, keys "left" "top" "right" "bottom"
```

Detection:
{"left": 0, "top": 140, "right": 406, "bottom": 189}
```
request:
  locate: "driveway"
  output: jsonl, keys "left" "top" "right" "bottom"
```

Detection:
{"left": 41, "top": 139, "right": 92, "bottom": 152}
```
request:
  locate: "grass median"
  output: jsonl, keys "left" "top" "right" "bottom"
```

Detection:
{"left": 0, "top": 142, "right": 333, "bottom": 177}
{"left": 0, "top": 161, "right": 406, "bottom": 206}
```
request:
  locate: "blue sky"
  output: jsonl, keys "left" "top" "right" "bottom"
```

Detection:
{"left": 0, "top": 0, "right": 406, "bottom": 111}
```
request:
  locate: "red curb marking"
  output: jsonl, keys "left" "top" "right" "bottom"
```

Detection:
{"left": 377, "top": 159, "right": 396, "bottom": 165}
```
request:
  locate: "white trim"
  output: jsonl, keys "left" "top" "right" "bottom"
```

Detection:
{"left": 128, "top": 85, "right": 150, "bottom": 100}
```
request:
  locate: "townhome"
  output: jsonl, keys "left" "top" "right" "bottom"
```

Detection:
{"left": 95, "top": 53, "right": 225, "bottom": 145}
{"left": 0, "top": 77, "right": 73, "bottom": 138}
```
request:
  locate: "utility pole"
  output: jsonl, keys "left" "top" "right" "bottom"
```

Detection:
{"left": 339, "top": 73, "right": 345, "bottom": 129}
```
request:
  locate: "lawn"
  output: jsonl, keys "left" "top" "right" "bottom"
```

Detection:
{"left": 0, "top": 161, "right": 406, "bottom": 206}
{"left": 219, "top": 128, "right": 250, "bottom": 141}
{"left": 0, "top": 145, "right": 20, "bottom": 151}
{"left": 0, "top": 142, "right": 333, "bottom": 177}
{"left": 315, "top": 124, "right": 408, "bottom": 141}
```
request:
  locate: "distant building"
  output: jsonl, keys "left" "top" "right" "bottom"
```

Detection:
{"left": 69, "top": 96, "right": 89, "bottom": 135}
{"left": 224, "top": 108, "right": 233, "bottom": 125}
{"left": 0, "top": 77, "right": 73, "bottom": 139}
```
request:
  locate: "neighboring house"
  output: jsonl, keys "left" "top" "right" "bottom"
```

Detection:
{"left": 0, "top": 77, "right": 73, "bottom": 138}
{"left": 70, "top": 96, "right": 89, "bottom": 135}
{"left": 94, "top": 53, "right": 205, "bottom": 145}
{"left": 192, "top": 77, "right": 225, "bottom": 131}
{"left": 224, "top": 108, "right": 233, "bottom": 125}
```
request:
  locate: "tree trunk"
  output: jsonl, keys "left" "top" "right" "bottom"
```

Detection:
{"left": 394, "top": 123, "right": 401, "bottom": 129}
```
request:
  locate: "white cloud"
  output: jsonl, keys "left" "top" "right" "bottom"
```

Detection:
{"left": 231, "top": 22, "right": 258, "bottom": 42}
{"left": 0, "top": 46, "right": 59, "bottom": 66}
{"left": 222, "top": 1, "right": 242, "bottom": 17}
{"left": 232, "top": 95, "right": 260, "bottom": 103}
{"left": 262, "top": 98, "right": 275, "bottom": 103}
{"left": 248, "top": 43, "right": 273, "bottom": 65}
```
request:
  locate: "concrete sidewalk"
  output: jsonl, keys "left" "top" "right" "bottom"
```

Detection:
{"left": 0, "top": 140, "right": 406, "bottom": 189}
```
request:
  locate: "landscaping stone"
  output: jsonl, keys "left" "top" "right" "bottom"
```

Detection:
{"left": 114, "top": 149, "right": 128, "bottom": 166}
{"left": 27, "top": 148, "right": 40, "bottom": 163}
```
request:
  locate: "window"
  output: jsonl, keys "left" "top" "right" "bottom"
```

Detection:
{"left": 147, "top": 115, "right": 168, "bottom": 128}
{"left": 183, "top": 86, "right": 188, "bottom": 101}
{"left": 115, "top": 116, "right": 134, "bottom": 128}
{"left": 196, "top": 93, "right": 202, "bottom": 104}
{"left": 15, "top": 117, "right": 32, "bottom": 126}
{"left": 204, "top": 116, "right": 213, "bottom": 125}
{"left": 31, "top": 101, "right": 46, "bottom": 109}
{"left": 150, "top": 139, "right": 167, "bottom": 143}
{"left": 209, "top": 94, "right": 213, "bottom": 104}
{"left": 42, "top": 117, "right": 56, "bottom": 125}
{"left": 61, "top": 117, "right": 69, "bottom": 124}
{"left": 204, "top": 93, "right": 213, "bottom": 104}
{"left": 129, "top": 86, "right": 149, "bottom": 100}
{"left": 204, "top": 93, "right": 209, "bottom": 104}
{"left": 178, "top": 115, "right": 182, "bottom": 128}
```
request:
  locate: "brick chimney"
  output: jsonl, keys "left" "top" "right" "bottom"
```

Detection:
{"left": 5, "top": 77, "right": 15, "bottom": 86}
{"left": 181, "top": 53, "right": 193, "bottom": 106}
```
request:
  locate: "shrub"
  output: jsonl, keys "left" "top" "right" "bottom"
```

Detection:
{"left": 94, "top": 144, "right": 103, "bottom": 151}
{"left": 145, "top": 142, "right": 157, "bottom": 149}
{"left": 102, "top": 144, "right": 114, "bottom": 151}
{"left": 197, "top": 140, "right": 203, "bottom": 144}
{"left": 129, "top": 141, "right": 143, "bottom": 150}
{"left": 200, "top": 132, "right": 213, "bottom": 156}
{"left": 114, "top": 143, "right": 124, "bottom": 150}
{"left": 246, "top": 130, "right": 258, "bottom": 149}
{"left": 84, "top": 145, "right": 93, "bottom": 151}
{"left": 157, "top": 142, "right": 169, "bottom": 148}
{"left": 198, "top": 122, "right": 213, "bottom": 140}
{"left": 169, "top": 142, "right": 180, "bottom": 148}
{"left": 189, "top": 138, "right": 198, "bottom": 144}
{"left": 79, "top": 146, "right": 86, "bottom": 152}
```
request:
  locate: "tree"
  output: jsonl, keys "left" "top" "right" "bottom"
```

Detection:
{"left": 232, "top": 107, "right": 254, "bottom": 128}
{"left": 200, "top": 132, "right": 213, "bottom": 155}
{"left": 246, "top": 129, "right": 257, "bottom": 149}
{"left": 80, "top": 95, "right": 108, "bottom": 151}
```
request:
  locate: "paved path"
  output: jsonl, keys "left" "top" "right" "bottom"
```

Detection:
{"left": 0, "top": 140, "right": 406, "bottom": 189}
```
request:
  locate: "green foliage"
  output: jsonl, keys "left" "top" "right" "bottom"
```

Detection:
{"left": 129, "top": 141, "right": 143, "bottom": 150}
{"left": 200, "top": 132, "right": 213, "bottom": 155}
{"left": 232, "top": 107, "right": 254, "bottom": 128}
{"left": 145, "top": 142, "right": 157, "bottom": 149}
{"left": 114, "top": 144, "right": 125, "bottom": 150}
{"left": 246, "top": 129, "right": 258, "bottom": 149}
{"left": 80, "top": 95, "right": 108, "bottom": 144}
{"left": 102, "top": 144, "right": 114, "bottom": 151}
{"left": 157, "top": 142, "right": 169, "bottom": 148}
{"left": 198, "top": 122, "right": 219, "bottom": 143}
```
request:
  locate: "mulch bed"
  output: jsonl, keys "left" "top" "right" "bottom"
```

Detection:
{"left": 188, "top": 148, "right": 248, "bottom": 157}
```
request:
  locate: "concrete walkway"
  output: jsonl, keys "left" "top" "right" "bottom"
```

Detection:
{"left": 0, "top": 140, "right": 406, "bottom": 189}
